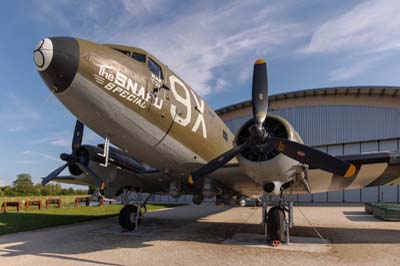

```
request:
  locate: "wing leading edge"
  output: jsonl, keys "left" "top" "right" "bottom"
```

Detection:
{"left": 307, "top": 151, "right": 400, "bottom": 193}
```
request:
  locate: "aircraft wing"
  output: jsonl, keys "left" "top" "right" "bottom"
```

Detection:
{"left": 307, "top": 151, "right": 400, "bottom": 193}
{"left": 42, "top": 175, "right": 92, "bottom": 186}
{"left": 208, "top": 164, "right": 262, "bottom": 197}
{"left": 43, "top": 151, "right": 400, "bottom": 197}
{"left": 205, "top": 151, "right": 400, "bottom": 196}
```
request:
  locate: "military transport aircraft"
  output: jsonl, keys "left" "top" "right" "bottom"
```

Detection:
{"left": 33, "top": 37, "right": 400, "bottom": 244}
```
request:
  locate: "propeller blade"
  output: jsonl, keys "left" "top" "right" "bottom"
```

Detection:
{"left": 189, "top": 141, "right": 251, "bottom": 184}
{"left": 252, "top": 59, "right": 268, "bottom": 125}
{"left": 266, "top": 137, "right": 356, "bottom": 178}
{"left": 42, "top": 163, "right": 68, "bottom": 185}
{"left": 72, "top": 120, "right": 84, "bottom": 153}
{"left": 76, "top": 162, "right": 105, "bottom": 189}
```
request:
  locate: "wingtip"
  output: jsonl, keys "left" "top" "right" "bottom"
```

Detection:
{"left": 344, "top": 164, "right": 356, "bottom": 178}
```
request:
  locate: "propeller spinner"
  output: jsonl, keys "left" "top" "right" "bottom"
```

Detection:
{"left": 42, "top": 120, "right": 105, "bottom": 189}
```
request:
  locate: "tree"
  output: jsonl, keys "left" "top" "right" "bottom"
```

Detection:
{"left": 40, "top": 185, "right": 51, "bottom": 196}
{"left": 88, "top": 185, "right": 97, "bottom": 194}
{"left": 68, "top": 187, "right": 75, "bottom": 195}
{"left": 13, "top": 173, "right": 35, "bottom": 195}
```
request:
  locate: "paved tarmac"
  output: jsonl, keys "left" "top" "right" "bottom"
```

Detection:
{"left": 0, "top": 204, "right": 400, "bottom": 266}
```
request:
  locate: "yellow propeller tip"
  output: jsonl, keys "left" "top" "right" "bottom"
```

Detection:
{"left": 188, "top": 175, "right": 194, "bottom": 185}
{"left": 344, "top": 164, "right": 356, "bottom": 178}
{"left": 100, "top": 182, "right": 106, "bottom": 190}
{"left": 255, "top": 59, "right": 266, "bottom": 64}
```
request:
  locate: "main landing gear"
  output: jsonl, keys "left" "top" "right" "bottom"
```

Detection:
{"left": 261, "top": 195, "right": 294, "bottom": 245}
{"left": 118, "top": 187, "right": 152, "bottom": 232}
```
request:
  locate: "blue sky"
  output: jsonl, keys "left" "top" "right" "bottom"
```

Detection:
{"left": 1, "top": 0, "right": 400, "bottom": 186}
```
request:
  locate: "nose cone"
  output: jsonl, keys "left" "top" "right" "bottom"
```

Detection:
{"left": 33, "top": 37, "right": 79, "bottom": 93}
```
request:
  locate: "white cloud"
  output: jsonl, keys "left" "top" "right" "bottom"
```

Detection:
{"left": 110, "top": 2, "right": 305, "bottom": 95}
{"left": 16, "top": 160, "right": 36, "bottom": 165}
{"left": 328, "top": 55, "right": 387, "bottom": 82}
{"left": 303, "top": 0, "right": 400, "bottom": 55}
{"left": 299, "top": 0, "right": 400, "bottom": 82}
{"left": 28, "top": 133, "right": 71, "bottom": 148}
{"left": 215, "top": 78, "right": 228, "bottom": 92}
{"left": 49, "top": 138, "right": 71, "bottom": 148}
{"left": 31, "top": 1, "right": 305, "bottom": 96}
{"left": 22, "top": 150, "right": 60, "bottom": 162}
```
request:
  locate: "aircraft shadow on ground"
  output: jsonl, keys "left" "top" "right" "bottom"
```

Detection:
{"left": 342, "top": 211, "right": 386, "bottom": 222}
{"left": 0, "top": 206, "right": 400, "bottom": 265}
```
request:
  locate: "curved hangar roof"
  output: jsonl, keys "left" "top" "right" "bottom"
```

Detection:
{"left": 216, "top": 86, "right": 400, "bottom": 147}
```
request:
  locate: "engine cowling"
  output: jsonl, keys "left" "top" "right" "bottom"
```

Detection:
{"left": 234, "top": 114, "right": 302, "bottom": 186}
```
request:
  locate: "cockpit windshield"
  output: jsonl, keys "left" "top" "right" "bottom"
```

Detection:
{"left": 148, "top": 58, "right": 163, "bottom": 79}
{"left": 113, "top": 48, "right": 130, "bottom": 56}
{"left": 132, "top": 52, "right": 146, "bottom": 63}
{"left": 112, "top": 48, "right": 146, "bottom": 64}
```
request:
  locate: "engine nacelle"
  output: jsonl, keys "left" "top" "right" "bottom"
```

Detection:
{"left": 234, "top": 114, "right": 302, "bottom": 184}
{"left": 263, "top": 181, "right": 282, "bottom": 195}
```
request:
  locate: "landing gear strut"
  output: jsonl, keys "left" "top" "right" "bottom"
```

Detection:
{"left": 118, "top": 187, "right": 152, "bottom": 232}
{"left": 261, "top": 195, "right": 294, "bottom": 245}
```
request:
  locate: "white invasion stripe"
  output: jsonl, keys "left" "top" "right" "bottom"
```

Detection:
{"left": 347, "top": 163, "right": 387, "bottom": 189}
{"left": 307, "top": 169, "right": 333, "bottom": 193}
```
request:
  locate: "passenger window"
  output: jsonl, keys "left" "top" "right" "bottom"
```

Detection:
{"left": 113, "top": 48, "right": 130, "bottom": 57}
{"left": 132, "top": 52, "right": 146, "bottom": 63}
{"left": 148, "top": 58, "right": 163, "bottom": 79}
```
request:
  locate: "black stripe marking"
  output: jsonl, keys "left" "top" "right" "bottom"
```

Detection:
{"left": 367, "top": 164, "right": 400, "bottom": 187}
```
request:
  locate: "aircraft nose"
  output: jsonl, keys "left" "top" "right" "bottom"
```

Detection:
{"left": 33, "top": 37, "right": 79, "bottom": 93}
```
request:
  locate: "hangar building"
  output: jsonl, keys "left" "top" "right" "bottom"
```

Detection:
{"left": 215, "top": 86, "right": 400, "bottom": 203}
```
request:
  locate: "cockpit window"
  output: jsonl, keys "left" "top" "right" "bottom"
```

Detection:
{"left": 148, "top": 58, "right": 163, "bottom": 79}
{"left": 132, "top": 52, "right": 146, "bottom": 63}
{"left": 113, "top": 48, "right": 131, "bottom": 56}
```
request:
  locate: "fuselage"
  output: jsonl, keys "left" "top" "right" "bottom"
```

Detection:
{"left": 34, "top": 37, "right": 400, "bottom": 199}
{"left": 34, "top": 37, "right": 234, "bottom": 179}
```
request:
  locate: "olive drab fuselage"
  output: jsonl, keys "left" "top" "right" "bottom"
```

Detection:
{"left": 68, "top": 39, "right": 235, "bottom": 176}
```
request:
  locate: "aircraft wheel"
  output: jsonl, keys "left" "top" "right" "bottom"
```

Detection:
{"left": 119, "top": 205, "right": 142, "bottom": 231}
{"left": 267, "top": 206, "right": 286, "bottom": 242}
{"left": 192, "top": 193, "right": 204, "bottom": 205}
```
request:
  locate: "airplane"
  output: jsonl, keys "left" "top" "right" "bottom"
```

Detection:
{"left": 33, "top": 37, "right": 400, "bottom": 244}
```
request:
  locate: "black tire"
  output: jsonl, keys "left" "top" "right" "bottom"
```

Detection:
{"left": 118, "top": 205, "right": 142, "bottom": 231}
{"left": 192, "top": 194, "right": 204, "bottom": 205}
{"left": 267, "top": 206, "right": 286, "bottom": 242}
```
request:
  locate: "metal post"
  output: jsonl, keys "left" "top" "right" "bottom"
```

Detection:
{"left": 262, "top": 195, "right": 268, "bottom": 243}
{"left": 286, "top": 221, "right": 290, "bottom": 245}
{"left": 378, "top": 186, "right": 381, "bottom": 202}
{"left": 289, "top": 201, "right": 294, "bottom": 228}
{"left": 398, "top": 185, "right": 399, "bottom": 203}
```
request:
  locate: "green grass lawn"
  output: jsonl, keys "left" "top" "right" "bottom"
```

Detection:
{"left": 0, "top": 203, "right": 177, "bottom": 236}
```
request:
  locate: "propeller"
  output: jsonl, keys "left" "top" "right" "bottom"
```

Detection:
{"left": 42, "top": 120, "right": 105, "bottom": 189}
{"left": 189, "top": 59, "right": 356, "bottom": 184}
